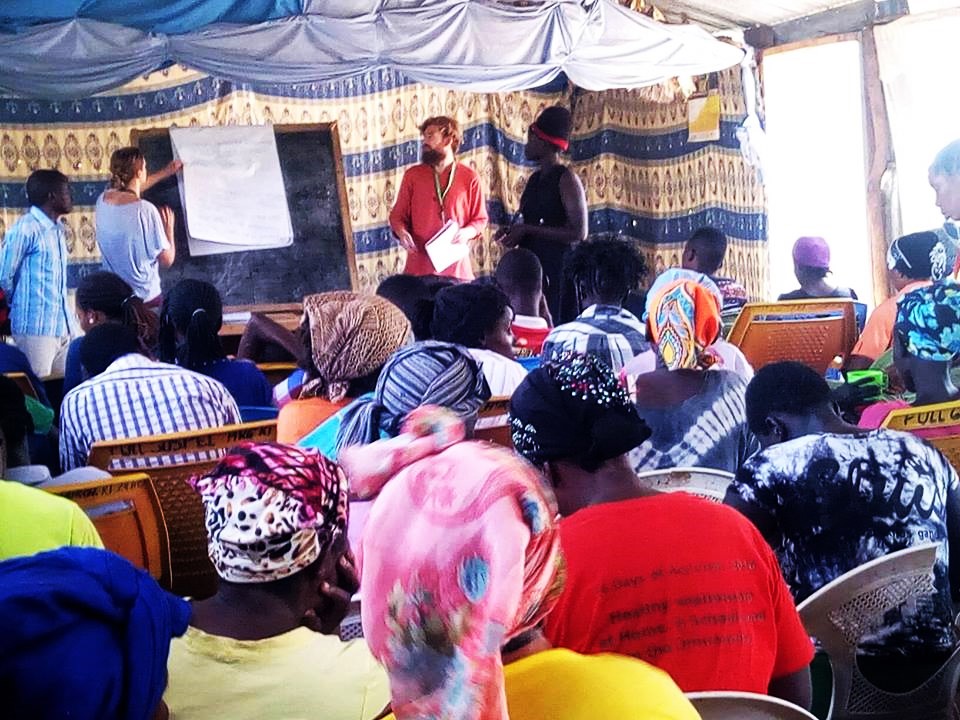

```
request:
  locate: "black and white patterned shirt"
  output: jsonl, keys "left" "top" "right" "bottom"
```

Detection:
{"left": 729, "top": 429, "right": 959, "bottom": 655}
{"left": 541, "top": 304, "right": 650, "bottom": 373}
{"left": 60, "top": 353, "right": 241, "bottom": 471}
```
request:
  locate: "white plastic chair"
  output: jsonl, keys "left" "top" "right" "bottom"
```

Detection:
{"left": 686, "top": 691, "right": 818, "bottom": 719}
{"left": 635, "top": 466, "right": 734, "bottom": 503}
{"left": 797, "top": 543, "right": 960, "bottom": 720}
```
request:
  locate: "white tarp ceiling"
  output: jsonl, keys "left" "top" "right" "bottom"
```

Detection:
{"left": 0, "top": 0, "right": 744, "bottom": 98}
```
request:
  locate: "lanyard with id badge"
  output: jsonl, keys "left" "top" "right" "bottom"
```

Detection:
{"left": 425, "top": 163, "right": 467, "bottom": 272}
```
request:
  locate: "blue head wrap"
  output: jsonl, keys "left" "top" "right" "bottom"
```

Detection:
{"left": 0, "top": 547, "right": 191, "bottom": 720}
{"left": 335, "top": 340, "right": 491, "bottom": 454}
{"left": 896, "top": 280, "right": 960, "bottom": 361}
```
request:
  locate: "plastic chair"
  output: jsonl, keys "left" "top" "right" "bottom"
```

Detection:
{"left": 726, "top": 299, "right": 859, "bottom": 375}
{"left": 635, "top": 466, "right": 734, "bottom": 502}
{"left": 48, "top": 473, "right": 171, "bottom": 584}
{"left": 87, "top": 421, "right": 278, "bottom": 598}
{"left": 686, "top": 691, "right": 818, "bottom": 719}
{"left": 881, "top": 399, "right": 960, "bottom": 473}
{"left": 4, "top": 371, "right": 38, "bottom": 400}
{"left": 796, "top": 543, "right": 960, "bottom": 720}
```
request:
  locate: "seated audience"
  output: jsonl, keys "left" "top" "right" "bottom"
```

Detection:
{"left": 0, "top": 547, "right": 189, "bottom": 720}
{"left": 0, "top": 377, "right": 108, "bottom": 487}
{"left": 682, "top": 226, "right": 749, "bottom": 312}
{"left": 778, "top": 236, "right": 858, "bottom": 301}
{"left": 509, "top": 354, "right": 813, "bottom": 705}
{"left": 726, "top": 362, "right": 960, "bottom": 684}
{"left": 165, "top": 442, "right": 388, "bottom": 719}
{"left": 60, "top": 323, "right": 241, "bottom": 471}
{"left": 159, "top": 279, "right": 272, "bottom": 409}
{"left": 860, "top": 282, "right": 960, "bottom": 432}
{"left": 495, "top": 248, "right": 553, "bottom": 356}
{"left": 343, "top": 407, "right": 699, "bottom": 720}
{"left": 276, "top": 292, "right": 411, "bottom": 443}
{"left": 317, "top": 340, "right": 490, "bottom": 459}
{"left": 629, "top": 277, "right": 757, "bottom": 474}
{"left": 65, "top": 270, "right": 159, "bottom": 394}
{"left": 849, "top": 231, "right": 948, "bottom": 368}
{"left": 542, "top": 238, "right": 650, "bottom": 372}
{"left": 431, "top": 282, "right": 527, "bottom": 397}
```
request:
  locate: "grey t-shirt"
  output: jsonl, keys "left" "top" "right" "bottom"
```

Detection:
{"left": 95, "top": 194, "right": 169, "bottom": 301}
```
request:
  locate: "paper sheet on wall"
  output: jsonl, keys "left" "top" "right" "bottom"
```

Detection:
{"left": 687, "top": 90, "right": 721, "bottom": 143}
{"left": 170, "top": 125, "right": 293, "bottom": 257}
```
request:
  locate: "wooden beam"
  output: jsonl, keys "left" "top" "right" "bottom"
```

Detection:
{"left": 861, "top": 28, "right": 897, "bottom": 306}
{"left": 745, "top": 0, "right": 909, "bottom": 49}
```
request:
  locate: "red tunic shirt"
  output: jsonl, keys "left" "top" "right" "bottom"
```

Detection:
{"left": 389, "top": 162, "right": 488, "bottom": 280}
{"left": 544, "top": 493, "right": 814, "bottom": 693}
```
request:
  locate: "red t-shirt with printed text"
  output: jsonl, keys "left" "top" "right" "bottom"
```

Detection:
{"left": 544, "top": 493, "right": 814, "bottom": 693}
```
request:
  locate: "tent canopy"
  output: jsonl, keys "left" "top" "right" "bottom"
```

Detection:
{"left": 0, "top": 0, "right": 743, "bottom": 98}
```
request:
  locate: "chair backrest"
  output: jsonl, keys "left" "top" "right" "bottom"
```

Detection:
{"left": 686, "top": 691, "right": 819, "bottom": 720}
{"left": 881, "top": 400, "right": 960, "bottom": 472}
{"left": 635, "top": 466, "right": 735, "bottom": 503}
{"left": 87, "top": 420, "right": 278, "bottom": 472}
{"left": 4, "top": 371, "right": 37, "bottom": 400}
{"left": 142, "top": 460, "right": 222, "bottom": 599}
{"left": 475, "top": 395, "right": 513, "bottom": 447}
{"left": 48, "top": 473, "right": 171, "bottom": 584}
{"left": 726, "top": 299, "right": 858, "bottom": 375}
{"left": 796, "top": 543, "right": 960, "bottom": 720}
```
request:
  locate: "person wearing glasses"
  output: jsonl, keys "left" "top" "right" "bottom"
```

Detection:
{"left": 847, "top": 231, "right": 948, "bottom": 369}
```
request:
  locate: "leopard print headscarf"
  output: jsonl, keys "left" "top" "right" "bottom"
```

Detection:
{"left": 189, "top": 442, "right": 348, "bottom": 584}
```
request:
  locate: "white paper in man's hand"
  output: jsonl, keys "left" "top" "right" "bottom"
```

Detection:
{"left": 425, "top": 220, "right": 467, "bottom": 273}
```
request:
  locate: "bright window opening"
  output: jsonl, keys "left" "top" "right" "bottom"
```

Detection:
{"left": 763, "top": 40, "right": 875, "bottom": 307}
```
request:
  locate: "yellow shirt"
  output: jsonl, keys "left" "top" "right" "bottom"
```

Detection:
{"left": 0, "top": 480, "right": 102, "bottom": 560}
{"left": 165, "top": 626, "right": 389, "bottom": 720}
{"left": 384, "top": 649, "right": 700, "bottom": 720}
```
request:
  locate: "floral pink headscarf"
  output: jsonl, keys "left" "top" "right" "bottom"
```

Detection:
{"left": 341, "top": 407, "right": 565, "bottom": 720}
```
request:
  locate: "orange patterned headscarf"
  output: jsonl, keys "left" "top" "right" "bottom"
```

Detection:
{"left": 647, "top": 278, "right": 721, "bottom": 371}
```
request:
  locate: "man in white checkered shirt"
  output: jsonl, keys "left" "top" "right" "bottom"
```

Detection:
{"left": 60, "top": 323, "right": 241, "bottom": 471}
{"left": 541, "top": 238, "right": 650, "bottom": 373}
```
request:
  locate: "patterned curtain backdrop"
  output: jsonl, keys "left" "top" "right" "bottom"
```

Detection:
{"left": 0, "top": 63, "right": 767, "bottom": 299}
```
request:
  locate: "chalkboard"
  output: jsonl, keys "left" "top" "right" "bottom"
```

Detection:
{"left": 131, "top": 124, "right": 356, "bottom": 305}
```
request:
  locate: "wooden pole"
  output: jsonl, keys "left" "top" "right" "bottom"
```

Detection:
{"left": 861, "top": 28, "right": 896, "bottom": 306}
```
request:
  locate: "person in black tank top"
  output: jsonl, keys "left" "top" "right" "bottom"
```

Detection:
{"left": 498, "top": 106, "right": 587, "bottom": 323}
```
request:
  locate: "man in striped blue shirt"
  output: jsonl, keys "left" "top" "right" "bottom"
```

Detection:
{"left": 0, "top": 170, "right": 78, "bottom": 377}
{"left": 59, "top": 323, "right": 241, "bottom": 472}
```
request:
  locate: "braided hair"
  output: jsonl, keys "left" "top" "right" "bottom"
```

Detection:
{"left": 109, "top": 147, "right": 145, "bottom": 189}
{"left": 76, "top": 271, "right": 158, "bottom": 356}
{"left": 159, "top": 279, "right": 226, "bottom": 370}
{"left": 564, "top": 238, "right": 647, "bottom": 306}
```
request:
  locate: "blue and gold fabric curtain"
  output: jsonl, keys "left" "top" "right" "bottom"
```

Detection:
{"left": 0, "top": 64, "right": 768, "bottom": 299}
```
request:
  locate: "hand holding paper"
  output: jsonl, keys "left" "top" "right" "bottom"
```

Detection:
{"left": 425, "top": 220, "right": 469, "bottom": 272}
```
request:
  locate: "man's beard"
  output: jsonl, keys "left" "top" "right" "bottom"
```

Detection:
{"left": 421, "top": 146, "right": 445, "bottom": 165}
